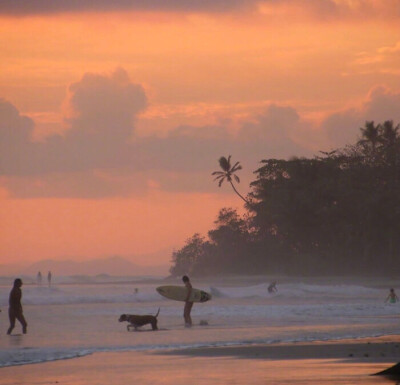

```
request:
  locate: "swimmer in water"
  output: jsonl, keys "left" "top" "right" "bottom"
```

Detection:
{"left": 385, "top": 288, "right": 399, "bottom": 304}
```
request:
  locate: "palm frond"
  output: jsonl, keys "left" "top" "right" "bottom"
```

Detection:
{"left": 231, "top": 163, "right": 242, "bottom": 173}
{"left": 218, "top": 156, "right": 231, "bottom": 172}
{"left": 213, "top": 174, "right": 225, "bottom": 182}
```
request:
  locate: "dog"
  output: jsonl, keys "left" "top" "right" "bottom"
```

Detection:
{"left": 119, "top": 308, "right": 160, "bottom": 331}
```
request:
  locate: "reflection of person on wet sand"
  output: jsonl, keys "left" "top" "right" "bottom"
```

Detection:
{"left": 268, "top": 281, "right": 277, "bottom": 293}
{"left": 7, "top": 278, "right": 27, "bottom": 335}
{"left": 385, "top": 288, "right": 399, "bottom": 303}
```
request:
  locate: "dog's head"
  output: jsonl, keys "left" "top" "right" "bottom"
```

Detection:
{"left": 119, "top": 314, "right": 129, "bottom": 322}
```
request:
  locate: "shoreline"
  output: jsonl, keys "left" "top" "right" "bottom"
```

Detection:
{"left": 1, "top": 336, "right": 400, "bottom": 385}
{"left": 158, "top": 335, "right": 400, "bottom": 363}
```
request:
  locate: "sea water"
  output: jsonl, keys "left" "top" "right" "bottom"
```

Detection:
{"left": 0, "top": 276, "right": 399, "bottom": 367}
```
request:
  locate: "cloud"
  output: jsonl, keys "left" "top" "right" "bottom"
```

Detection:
{"left": 258, "top": 0, "right": 400, "bottom": 21}
{"left": 238, "top": 104, "right": 299, "bottom": 142}
{"left": 378, "top": 41, "right": 400, "bottom": 55}
{"left": 0, "top": 99, "right": 37, "bottom": 175}
{"left": 0, "top": 69, "right": 310, "bottom": 198}
{"left": 1, "top": 0, "right": 399, "bottom": 19}
{"left": 67, "top": 68, "right": 147, "bottom": 140}
{"left": 0, "top": 0, "right": 252, "bottom": 15}
{"left": 321, "top": 86, "right": 400, "bottom": 148}
{"left": 352, "top": 41, "right": 400, "bottom": 75}
{"left": 1, "top": 171, "right": 150, "bottom": 199}
{"left": 5, "top": 69, "right": 400, "bottom": 199}
{"left": 0, "top": 68, "right": 147, "bottom": 176}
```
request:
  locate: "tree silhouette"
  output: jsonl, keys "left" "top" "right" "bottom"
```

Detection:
{"left": 358, "top": 121, "right": 381, "bottom": 151}
{"left": 380, "top": 120, "right": 399, "bottom": 147}
{"left": 170, "top": 122, "right": 400, "bottom": 277}
{"left": 212, "top": 155, "right": 249, "bottom": 204}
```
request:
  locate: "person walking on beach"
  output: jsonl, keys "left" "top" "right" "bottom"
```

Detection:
{"left": 385, "top": 288, "right": 399, "bottom": 303}
{"left": 182, "top": 275, "right": 193, "bottom": 327}
{"left": 7, "top": 278, "right": 28, "bottom": 335}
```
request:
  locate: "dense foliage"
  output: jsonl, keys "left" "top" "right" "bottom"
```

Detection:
{"left": 170, "top": 121, "right": 400, "bottom": 276}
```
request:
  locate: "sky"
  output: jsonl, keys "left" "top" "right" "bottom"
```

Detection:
{"left": 1, "top": 0, "right": 400, "bottom": 268}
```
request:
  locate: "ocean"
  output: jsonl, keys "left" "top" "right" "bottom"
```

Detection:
{"left": 0, "top": 276, "right": 399, "bottom": 368}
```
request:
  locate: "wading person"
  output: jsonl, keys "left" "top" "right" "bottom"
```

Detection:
{"left": 7, "top": 278, "right": 27, "bottom": 335}
{"left": 182, "top": 275, "right": 193, "bottom": 327}
{"left": 385, "top": 288, "right": 399, "bottom": 304}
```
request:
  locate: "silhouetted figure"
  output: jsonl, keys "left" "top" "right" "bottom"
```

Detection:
{"left": 385, "top": 288, "right": 399, "bottom": 303}
{"left": 182, "top": 275, "right": 193, "bottom": 327}
{"left": 37, "top": 271, "right": 42, "bottom": 285}
{"left": 7, "top": 278, "right": 27, "bottom": 335}
{"left": 47, "top": 271, "right": 52, "bottom": 287}
{"left": 268, "top": 281, "right": 277, "bottom": 293}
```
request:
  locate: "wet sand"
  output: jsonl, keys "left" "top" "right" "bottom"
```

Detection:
{"left": 1, "top": 336, "right": 400, "bottom": 385}
{"left": 164, "top": 335, "right": 400, "bottom": 361}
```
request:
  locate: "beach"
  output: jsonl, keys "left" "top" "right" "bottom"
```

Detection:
{"left": 1, "top": 336, "right": 400, "bottom": 385}
{"left": 1, "top": 277, "right": 400, "bottom": 383}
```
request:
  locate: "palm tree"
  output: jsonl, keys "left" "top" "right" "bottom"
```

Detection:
{"left": 212, "top": 155, "right": 249, "bottom": 204}
{"left": 380, "top": 120, "right": 399, "bottom": 146}
{"left": 358, "top": 121, "right": 381, "bottom": 151}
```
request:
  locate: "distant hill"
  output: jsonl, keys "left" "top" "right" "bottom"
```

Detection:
{"left": 2, "top": 256, "right": 169, "bottom": 277}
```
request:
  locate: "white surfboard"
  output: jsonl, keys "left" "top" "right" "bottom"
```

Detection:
{"left": 156, "top": 285, "right": 212, "bottom": 303}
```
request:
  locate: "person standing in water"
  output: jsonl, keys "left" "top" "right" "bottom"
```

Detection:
{"left": 7, "top": 278, "right": 27, "bottom": 335}
{"left": 47, "top": 271, "right": 52, "bottom": 287}
{"left": 37, "top": 271, "right": 42, "bottom": 285}
{"left": 385, "top": 288, "right": 399, "bottom": 303}
{"left": 182, "top": 275, "right": 193, "bottom": 327}
{"left": 268, "top": 281, "right": 277, "bottom": 293}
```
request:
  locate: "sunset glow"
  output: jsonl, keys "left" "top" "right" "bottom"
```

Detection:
{"left": 1, "top": 0, "right": 399, "bottom": 269}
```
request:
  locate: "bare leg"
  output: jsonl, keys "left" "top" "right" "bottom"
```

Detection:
{"left": 184, "top": 302, "right": 193, "bottom": 327}
{"left": 16, "top": 313, "right": 27, "bottom": 334}
{"left": 7, "top": 308, "right": 16, "bottom": 335}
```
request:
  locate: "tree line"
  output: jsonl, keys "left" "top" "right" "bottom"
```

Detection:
{"left": 170, "top": 121, "right": 400, "bottom": 276}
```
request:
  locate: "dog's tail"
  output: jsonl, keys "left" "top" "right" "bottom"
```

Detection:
{"left": 155, "top": 307, "right": 160, "bottom": 318}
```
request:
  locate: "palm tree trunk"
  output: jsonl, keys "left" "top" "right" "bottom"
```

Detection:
{"left": 229, "top": 181, "right": 249, "bottom": 204}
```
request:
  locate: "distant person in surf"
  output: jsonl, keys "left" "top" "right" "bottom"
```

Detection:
{"left": 182, "top": 275, "right": 193, "bottom": 327}
{"left": 134, "top": 288, "right": 139, "bottom": 301}
{"left": 268, "top": 281, "right": 277, "bottom": 293}
{"left": 47, "top": 271, "right": 52, "bottom": 287}
{"left": 7, "top": 278, "right": 28, "bottom": 335}
{"left": 385, "top": 288, "right": 399, "bottom": 303}
{"left": 37, "top": 271, "right": 42, "bottom": 285}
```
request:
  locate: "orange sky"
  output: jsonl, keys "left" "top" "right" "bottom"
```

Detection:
{"left": 1, "top": 0, "right": 399, "bottom": 268}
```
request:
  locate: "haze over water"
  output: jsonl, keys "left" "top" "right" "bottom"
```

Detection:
{"left": 1, "top": 276, "right": 398, "bottom": 367}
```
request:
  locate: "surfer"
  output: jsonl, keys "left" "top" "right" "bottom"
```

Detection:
{"left": 182, "top": 275, "right": 193, "bottom": 327}
{"left": 7, "top": 278, "right": 28, "bottom": 335}
{"left": 385, "top": 288, "right": 399, "bottom": 303}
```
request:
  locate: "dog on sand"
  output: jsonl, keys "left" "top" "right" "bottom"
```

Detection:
{"left": 119, "top": 308, "right": 160, "bottom": 331}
